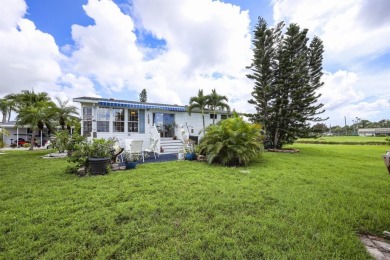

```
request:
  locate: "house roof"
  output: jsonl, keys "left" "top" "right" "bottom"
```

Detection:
{"left": 73, "top": 97, "right": 187, "bottom": 112}
{"left": 73, "top": 96, "right": 231, "bottom": 114}
{"left": 0, "top": 121, "right": 17, "bottom": 127}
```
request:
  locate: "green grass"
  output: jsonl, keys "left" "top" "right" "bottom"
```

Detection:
{"left": 298, "top": 136, "right": 388, "bottom": 145}
{"left": 1, "top": 145, "right": 389, "bottom": 259}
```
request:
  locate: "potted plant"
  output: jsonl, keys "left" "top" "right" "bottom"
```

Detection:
{"left": 183, "top": 139, "right": 196, "bottom": 161}
{"left": 121, "top": 151, "right": 139, "bottom": 169}
{"left": 88, "top": 138, "right": 116, "bottom": 175}
{"left": 68, "top": 138, "right": 115, "bottom": 175}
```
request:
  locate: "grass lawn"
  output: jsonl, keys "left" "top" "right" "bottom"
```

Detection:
{"left": 298, "top": 136, "right": 388, "bottom": 145}
{"left": 1, "top": 144, "right": 389, "bottom": 259}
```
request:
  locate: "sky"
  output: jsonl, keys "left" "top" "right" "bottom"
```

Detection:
{"left": 0, "top": 0, "right": 389, "bottom": 127}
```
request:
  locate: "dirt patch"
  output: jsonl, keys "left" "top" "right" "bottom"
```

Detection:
{"left": 267, "top": 148, "right": 299, "bottom": 153}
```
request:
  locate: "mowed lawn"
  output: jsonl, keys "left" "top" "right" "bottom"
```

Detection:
{"left": 0, "top": 144, "right": 389, "bottom": 259}
{"left": 298, "top": 136, "right": 388, "bottom": 144}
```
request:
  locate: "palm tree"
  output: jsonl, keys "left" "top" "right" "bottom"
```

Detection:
{"left": 3, "top": 94, "right": 17, "bottom": 123}
{"left": 16, "top": 101, "right": 56, "bottom": 150}
{"left": 54, "top": 97, "right": 79, "bottom": 131}
{"left": 206, "top": 89, "right": 230, "bottom": 124}
{"left": 188, "top": 89, "right": 208, "bottom": 135}
{"left": 13, "top": 90, "right": 51, "bottom": 109}
{"left": 12, "top": 90, "right": 58, "bottom": 149}
{"left": 0, "top": 98, "right": 7, "bottom": 123}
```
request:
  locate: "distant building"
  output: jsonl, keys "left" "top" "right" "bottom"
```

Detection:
{"left": 0, "top": 121, "right": 50, "bottom": 147}
{"left": 358, "top": 128, "right": 390, "bottom": 136}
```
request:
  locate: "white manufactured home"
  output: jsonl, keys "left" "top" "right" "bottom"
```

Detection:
{"left": 73, "top": 97, "right": 230, "bottom": 153}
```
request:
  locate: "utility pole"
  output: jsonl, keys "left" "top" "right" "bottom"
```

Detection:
{"left": 344, "top": 116, "right": 347, "bottom": 136}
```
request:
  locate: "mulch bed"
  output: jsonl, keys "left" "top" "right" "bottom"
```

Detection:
{"left": 267, "top": 148, "right": 300, "bottom": 153}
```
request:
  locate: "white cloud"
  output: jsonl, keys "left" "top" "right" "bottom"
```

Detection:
{"left": 272, "top": 0, "right": 390, "bottom": 65}
{"left": 0, "top": 0, "right": 26, "bottom": 31}
{"left": 70, "top": 0, "right": 144, "bottom": 92}
{"left": 0, "top": 17, "right": 62, "bottom": 97}
{"left": 341, "top": 99, "right": 390, "bottom": 121}
{"left": 133, "top": 0, "right": 252, "bottom": 76}
{"left": 319, "top": 70, "right": 364, "bottom": 111}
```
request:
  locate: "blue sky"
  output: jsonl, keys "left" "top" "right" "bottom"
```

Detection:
{"left": 1, "top": 0, "right": 389, "bottom": 126}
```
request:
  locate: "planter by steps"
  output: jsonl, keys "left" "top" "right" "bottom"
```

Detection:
{"left": 89, "top": 157, "right": 109, "bottom": 175}
{"left": 185, "top": 153, "right": 196, "bottom": 161}
{"left": 125, "top": 161, "right": 137, "bottom": 169}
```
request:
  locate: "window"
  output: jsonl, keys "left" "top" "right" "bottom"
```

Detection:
{"left": 210, "top": 114, "right": 218, "bottom": 119}
{"left": 83, "top": 121, "right": 92, "bottom": 132}
{"left": 83, "top": 106, "right": 93, "bottom": 134}
{"left": 97, "top": 108, "right": 110, "bottom": 132}
{"left": 83, "top": 107, "right": 92, "bottom": 120}
{"left": 221, "top": 114, "right": 227, "bottom": 120}
{"left": 113, "top": 108, "right": 125, "bottom": 132}
{"left": 128, "top": 109, "right": 139, "bottom": 132}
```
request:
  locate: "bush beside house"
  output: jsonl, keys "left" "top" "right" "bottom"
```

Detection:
{"left": 199, "top": 113, "right": 263, "bottom": 166}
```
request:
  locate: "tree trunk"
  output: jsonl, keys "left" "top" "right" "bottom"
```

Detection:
{"left": 29, "top": 129, "right": 35, "bottom": 150}
{"left": 2, "top": 112, "right": 6, "bottom": 124}
{"left": 202, "top": 111, "right": 205, "bottom": 135}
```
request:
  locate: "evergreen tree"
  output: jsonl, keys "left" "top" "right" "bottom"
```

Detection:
{"left": 139, "top": 89, "right": 147, "bottom": 102}
{"left": 247, "top": 18, "right": 326, "bottom": 149}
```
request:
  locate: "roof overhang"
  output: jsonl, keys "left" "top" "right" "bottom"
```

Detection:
{"left": 98, "top": 100, "right": 186, "bottom": 112}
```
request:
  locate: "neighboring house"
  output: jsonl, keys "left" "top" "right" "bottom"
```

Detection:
{"left": 73, "top": 97, "right": 230, "bottom": 152}
{"left": 0, "top": 121, "right": 50, "bottom": 147}
{"left": 358, "top": 128, "right": 390, "bottom": 136}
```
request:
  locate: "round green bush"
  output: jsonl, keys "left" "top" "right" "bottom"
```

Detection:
{"left": 199, "top": 113, "right": 264, "bottom": 166}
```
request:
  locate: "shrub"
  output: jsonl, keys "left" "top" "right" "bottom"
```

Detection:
{"left": 67, "top": 138, "right": 116, "bottom": 175}
{"left": 199, "top": 113, "right": 263, "bottom": 166}
{"left": 0, "top": 128, "right": 10, "bottom": 148}
{"left": 52, "top": 130, "right": 86, "bottom": 155}
{"left": 52, "top": 130, "right": 69, "bottom": 153}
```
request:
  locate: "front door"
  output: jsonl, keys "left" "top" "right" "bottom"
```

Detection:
{"left": 153, "top": 113, "right": 175, "bottom": 137}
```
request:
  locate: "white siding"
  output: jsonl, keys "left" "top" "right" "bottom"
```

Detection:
{"left": 174, "top": 112, "right": 221, "bottom": 138}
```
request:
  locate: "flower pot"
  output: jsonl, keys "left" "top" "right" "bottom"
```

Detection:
{"left": 185, "top": 153, "right": 196, "bottom": 161}
{"left": 125, "top": 161, "right": 137, "bottom": 169}
{"left": 89, "top": 157, "right": 109, "bottom": 175}
{"left": 178, "top": 152, "right": 184, "bottom": 160}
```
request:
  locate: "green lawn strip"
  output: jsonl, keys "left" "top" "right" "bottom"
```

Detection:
{"left": 0, "top": 145, "right": 389, "bottom": 258}
{"left": 297, "top": 136, "right": 388, "bottom": 145}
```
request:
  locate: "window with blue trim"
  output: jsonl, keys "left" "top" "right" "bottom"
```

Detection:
{"left": 128, "top": 109, "right": 139, "bottom": 132}
{"left": 113, "top": 108, "right": 125, "bottom": 132}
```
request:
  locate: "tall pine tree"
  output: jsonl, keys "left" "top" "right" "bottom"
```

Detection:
{"left": 139, "top": 89, "right": 147, "bottom": 102}
{"left": 247, "top": 18, "right": 326, "bottom": 149}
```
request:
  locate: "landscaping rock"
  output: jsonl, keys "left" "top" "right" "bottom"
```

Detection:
{"left": 77, "top": 167, "right": 86, "bottom": 176}
{"left": 111, "top": 163, "right": 120, "bottom": 171}
{"left": 42, "top": 152, "right": 68, "bottom": 159}
{"left": 360, "top": 234, "right": 390, "bottom": 260}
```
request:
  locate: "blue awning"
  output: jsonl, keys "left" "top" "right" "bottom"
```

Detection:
{"left": 98, "top": 101, "right": 186, "bottom": 112}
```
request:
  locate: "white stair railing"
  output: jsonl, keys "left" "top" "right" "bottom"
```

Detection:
{"left": 149, "top": 124, "right": 161, "bottom": 154}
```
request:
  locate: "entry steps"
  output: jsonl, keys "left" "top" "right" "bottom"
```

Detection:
{"left": 160, "top": 138, "right": 183, "bottom": 154}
